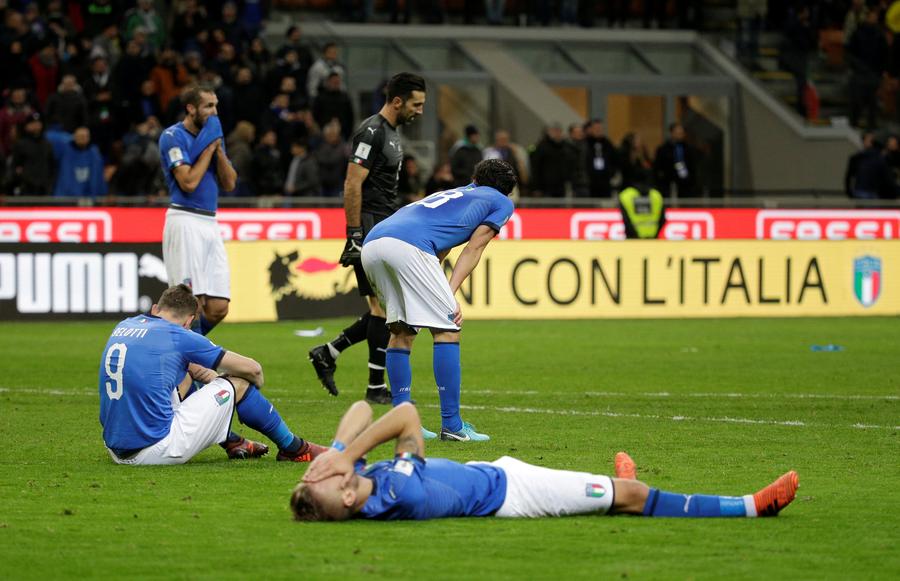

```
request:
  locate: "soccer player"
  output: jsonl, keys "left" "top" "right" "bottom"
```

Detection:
{"left": 99, "top": 285, "right": 327, "bottom": 465}
{"left": 308, "top": 73, "right": 426, "bottom": 405}
{"left": 360, "top": 158, "right": 517, "bottom": 441}
{"left": 291, "top": 401, "right": 800, "bottom": 522}
{"left": 158, "top": 84, "right": 264, "bottom": 458}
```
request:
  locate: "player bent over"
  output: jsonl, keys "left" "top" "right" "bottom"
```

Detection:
{"left": 98, "top": 285, "right": 327, "bottom": 465}
{"left": 291, "top": 401, "right": 799, "bottom": 521}
{"left": 360, "top": 158, "right": 518, "bottom": 441}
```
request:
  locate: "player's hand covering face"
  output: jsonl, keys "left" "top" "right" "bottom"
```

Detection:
{"left": 303, "top": 449, "right": 355, "bottom": 486}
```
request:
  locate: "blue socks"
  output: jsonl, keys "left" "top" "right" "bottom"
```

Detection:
{"left": 642, "top": 489, "right": 755, "bottom": 518}
{"left": 199, "top": 313, "right": 216, "bottom": 336}
{"left": 235, "top": 386, "right": 302, "bottom": 453}
{"left": 386, "top": 348, "right": 412, "bottom": 406}
{"left": 434, "top": 342, "right": 462, "bottom": 432}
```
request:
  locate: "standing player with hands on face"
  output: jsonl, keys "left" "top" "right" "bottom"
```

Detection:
{"left": 361, "top": 159, "right": 517, "bottom": 441}
{"left": 158, "top": 84, "right": 267, "bottom": 459}
{"left": 308, "top": 73, "right": 426, "bottom": 405}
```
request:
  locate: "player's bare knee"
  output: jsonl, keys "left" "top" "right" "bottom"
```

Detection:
{"left": 432, "top": 329, "right": 460, "bottom": 343}
{"left": 228, "top": 376, "right": 251, "bottom": 401}
{"left": 367, "top": 296, "right": 385, "bottom": 318}
{"left": 207, "top": 303, "right": 229, "bottom": 322}
{"left": 612, "top": 479, "right": 650, "bottom": 514}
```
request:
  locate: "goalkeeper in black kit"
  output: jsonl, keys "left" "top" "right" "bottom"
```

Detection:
{"left": 308, "top": 73, "right": 427, "bottom": 404}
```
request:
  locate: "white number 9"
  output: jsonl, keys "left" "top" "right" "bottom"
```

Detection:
{"left": 105, "top": 343, "right": 128, "bottom": 400}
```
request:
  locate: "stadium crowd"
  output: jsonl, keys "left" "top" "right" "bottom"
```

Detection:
{"left": 0, "top": 0, "right": 706, "bottom": 200}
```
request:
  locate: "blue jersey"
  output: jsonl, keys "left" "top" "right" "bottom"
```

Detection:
{"left": 358, "top": 455, "right": 507, "bottom": 520}
{"left": 98, "top": 314, "right": 225, "bottom": 452}
{"left": 159, "top": 122, "right": 223, "bottom": 213}
{"left": 364, "top": 184, "right": 515, "bottom": 256}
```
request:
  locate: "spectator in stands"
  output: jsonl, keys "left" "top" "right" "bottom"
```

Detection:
{"left": 564, "top": 123, "right": 589, "bottom": 197}
{"left": 426, "top": 161, "right": 455, "bottom": 194}
{"left": 83, "top": 54, "right": 112, "bottom": 103}
{"left": 644, "top": 0, "right": 666, "bottom": 29}
{"left": 485, "top": 0, "right": 507, "bottom": 25}
{"left": 530, "top": 123, "right": 568, "bottom": 197}
{"left": 232, "top": 67, "right": 266, "bottom": 128}
{"left": 277, "top": 25, "right": 313, "bottom": 75}
{"left": 45, "top": 74, "right": 88, "bottom": 133}
{"left": 313, "top": 72, "right": 354, "bottom": 140}
{"left": 484, "top": 129, "right": 528, "bottom": 187}
{"left": 83, "top": 0, "right": 121, "bottom": 40}
{"left": 53, "top": 126, "right": 106, "bottom": 197}
{"left": 388, "top": 0, "right": 414, "bottom": 24}
{"left": 226, "top": 120, "right": 257, "bottom": 197}
{"left": 268, "top": 47, "right": 308, "bottom": 101}
{"left": 210, "top": 42, "right": 240, "bottom": 86}
{"left": 654, "top": 122, "right": 697, "bottom": 197}
{"left": 284, "top": 140, "right": 322, "bottom": 196}
{"left": 280, "top": 75, "right": 308, "bottom": 112}
{"left": 171, "top": 0, "right": 208, "bottom": 53}
{"left": 843, "top": 0, "right": 868, "bottom": 46}
{"left": 315, "top": 120, "right": 350, "bottom": 197}
{"left": 736, "top": 0, "right": 767, "bottom": 68}
{"left": 2, "top": 9, "right": 37, "bottom": 58}
{"left": 113, "top": 39, "right": 155, "bottom": 120}
{"left": 619, "top": 132, "right": 655, "bottom": 189}
{"left": 124, "top": 0, "right": 165, "bottom": 53}
{"left": 0, "top": 40, "right": 35, "bottom": 94}
{"left": 845, "top": 132, "right": 897, "bottom": 199}
{"left": 92, "top": 25, "right": 122, "bottom": 67}
{"left": 29, "top": 43, "right": 60, "bottom": 108}
{"left": 217, "top": 2, "right": 245, "bottom": 53}
{"left": 0, "top": 87, "right": 35, "bottom": 157}
{"left": 113, "top": 116, "right": 162, "bottom": 196}
{"left": 240, "top": 0, "right": 268, "bottom": 40}
{"left": 584, "top": 119, "right": 617, "bottom": 197}
{"left": 779, "top": 5, "right": 815, "bottom": 117}
{"left": 10, "top": 113, "right": 55, "bottom": 195}
{"left": 885, "top": 134, "right": 900, "bottom": 182}
{"left": 307, "top": 42, "right": 346, "bottom": 100}
{"left": 247, "top": 36, "right": 274, "bottom": 81}
{"left": 252, "top": 128, "right": 285, "bottom": 196}
{"left": 151, "top": 49, "right": 190, "bottom": 113}
{"left": 398, "top": 154, "right": 426, "bottom": 204}
{"left": 847, "top": 8, "right": 887, "bottom": 129}
{"left": 450, "top": 124, "right": 483, "bottom": 186}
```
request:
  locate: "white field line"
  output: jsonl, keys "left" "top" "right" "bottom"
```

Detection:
{"left": 466, "top": 390, "right": 899, "bottom": 401}
{"left": 4, "top": 387, "right": 897, "bottom": 431}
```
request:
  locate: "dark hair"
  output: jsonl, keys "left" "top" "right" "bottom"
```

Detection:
{"left": 473, "top": 159, "right": 517, "bottom": 195}
{"left": 158, "top": 284, "right": 199, "bottom": 318}
{"left": 669, "top": 122, "right": 682, "bottom": 133}
{"left": 385, "top": 72, "right": 426, "bottom": 102}
{"left": 183, "top": 84, "right": 216, "bottom": 110}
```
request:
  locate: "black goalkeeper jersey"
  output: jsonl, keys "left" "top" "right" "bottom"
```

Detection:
{"left": 349, "top": 113, "right": 404, "bottom": 216}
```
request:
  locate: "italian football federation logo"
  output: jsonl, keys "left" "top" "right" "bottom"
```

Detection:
{"left": 214, "top": 389, "right": 231, "bottom": 406}
{"left": 585, "top": 483, "right": 606, "bottom": 498}
{"left": 853, "top": 256, "right": 881, "bottom": 308}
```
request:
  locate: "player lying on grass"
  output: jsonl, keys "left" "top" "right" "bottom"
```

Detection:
{"left": 291, "top": 401, "right": 799, "bottom": 521}
{"left": 98, "top": 284, "right": 328, "bottom": 465}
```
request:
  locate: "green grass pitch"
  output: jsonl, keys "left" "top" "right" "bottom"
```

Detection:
{"left": 1, "top": 317, "right": 897, "bottom": 579}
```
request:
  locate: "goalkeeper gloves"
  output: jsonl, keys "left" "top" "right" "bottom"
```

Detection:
{"left": 339, "top": 226, "right": 364, "bottom": 267}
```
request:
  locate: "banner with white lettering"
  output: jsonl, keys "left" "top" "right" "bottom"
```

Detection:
{"left": 0, "top": 244, "right": 168, "bottom": 320}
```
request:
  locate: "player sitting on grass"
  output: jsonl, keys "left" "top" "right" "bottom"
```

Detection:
{"left": 291, "top": 401, "right": 799, "bottom": 521}
{"left": 98, "top": 284, "right": 328, "bottom": 465}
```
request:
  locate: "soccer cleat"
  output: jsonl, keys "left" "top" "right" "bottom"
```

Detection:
{"left": 440, "top": 421, "right": 490, "bottom": 442}
{"left": 225, "top": 436, "right": 269, "bottom": 460}
{"left": 365, "top": 386, "right": 392, "bottom": 405}
{"left": 614, "top": 451, "right": 637, "bottom": 480}
{"left": 308, "top": 345, "right": 338, "bottom": 396}
{"left": 752, "top": 470, "right": 799, "bottom": 517}
{"left": 276, "top": 440, "right": 330, "bottom": 463}
{"left": 422, "top": 426, "right": 438, "bottom": 440}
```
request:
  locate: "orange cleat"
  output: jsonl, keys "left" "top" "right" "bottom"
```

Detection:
{"left": 225, "top": 436, "right": 269, "bottom": 459}
{"left": 614, "top": 451, "right": 637, "bottom": 480}
{"left": 276, "top": 440, "right": 330, "bottom": 463}
{"left": 753, "top": 471, "right": 799, "bottom": 516}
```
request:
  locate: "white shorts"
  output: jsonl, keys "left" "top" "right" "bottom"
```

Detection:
{"left": 108, "top": 378, "right": 236, "bottom": 465}
{"left": 361, "top": 237, "right": 460, "bottom": 331}
{"left": 484, "top": 456, "right": 615, "bottom": 518}
{"left": 163, "top": 208, "right": 231, "bottom": 299}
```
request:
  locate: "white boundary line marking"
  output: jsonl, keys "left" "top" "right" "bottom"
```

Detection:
{"left": 466, "top": 390, "right": 899, "bottom": 401}
{"left": 4, "top": 388, "right": 896, "bottom": 430}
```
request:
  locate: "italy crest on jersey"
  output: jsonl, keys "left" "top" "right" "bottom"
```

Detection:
{"left": 853, "top": 256, "right": 881, "bottom": 308}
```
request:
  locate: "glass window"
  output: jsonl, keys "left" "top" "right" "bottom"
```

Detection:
{"left": 506, "top": 43, "right": 581, "bottom": 75}
{"left": 564, "top": 45, "right": 655, "bottom": 76}
{"left": 640, "top": 46, "right": 717, "bottom": 76}
{"left": 398, "top": 40, "right": 480, "bottom": 72}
